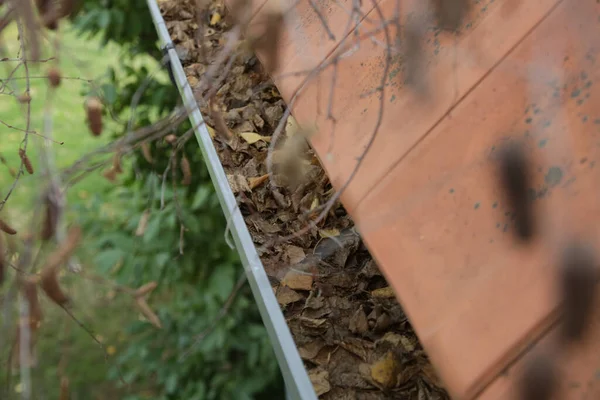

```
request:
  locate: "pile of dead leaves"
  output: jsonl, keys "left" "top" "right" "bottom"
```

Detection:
{"left": 159, "top": 0, "right": 449, "bottom": 398}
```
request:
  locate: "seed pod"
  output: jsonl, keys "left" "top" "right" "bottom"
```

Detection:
{"left": 141, "top": 142, "right": 154, "bottom": 163}
{"left": 181, "top": 155, "right": 191, "bottom": 185}
{"left": 21, "top": 276, "right": 43, "bottom": 327}
{"left": 18, "top": 93, "right": 31, "bottom": 104}
{"left": 18, "top": 149, "right": 34, "bottom": 175}
{"left": 0, "top": 235, "right": 4, "bottom": 285}
{"left": 135, "top": 210, "right": 150, "bottom": 237}
{"left": 135, "top": 297, "right": 162, "bottom": 329}
{"left": 43, "top": 226, "right": 82, "bottom": 272}
{"left": 0, "top": 218, "right": 16, "bottom": 235}
{"left": 85, "top": 97, "right": 103, "bottom": 136}
{"left": 47, "top": 67, "right": 61, "bottom": 87}
{"left": 40, "top": 265, "right": 70, "bottom": 306}
{"left": 102, "top": 168, "right": 117, "bottom": 183}
{"left": 559, "top": 242, "right": 599, "bottom": 342}
{"left": 112, "top": 152, "right": 123, "bottom": 174}
{"left": 498, "top": 142, "right": 535, "bottom": 241}
{"left": 59, "top": 376, "right": 69, "bottom": 400}
{"left": 165, "top": 134, "right": 177, "bottom": 144}
{"left": 135, "top": 281, "right": 158, "bottom": 298}
{"left": 40, "top": 196, "right": 58, "bottom": 241}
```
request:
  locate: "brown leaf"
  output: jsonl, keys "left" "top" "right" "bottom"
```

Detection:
{"left": 248, "top": 174, "right": 269, "bottom": 190}
{"left": 239, "top": 131, "right": 270, "bottom": 144}
{"left": 226, "top": 174, "right": 250, "bottom": 193}
{"left": 274, "top": 285, "right": 303, "bottom": 306}
{"left": 283, "top": 245, "right": 305, "bottom": 264}
{"left": 349, "top": 305, "right": 369, "bottom": 335}
{"left": 209, "top": 98, "right": 233, "bottom": 140}
{"left": 308, "top": 368, "right": 331, "bottom": 396}
{"left": 298, "top": 339, "right": 325, "bottom": 361}
{"left": 281, "top": 270, "right": 313, "bottom": 291}
{"left": 135, "top": 297, "right": 162, "bottom": 329}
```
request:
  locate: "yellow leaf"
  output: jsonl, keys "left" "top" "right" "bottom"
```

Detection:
{"left": 370, "top": 351, "right": 400, "bottom": 388}
{"left": 319, "top": 229, "right": 340, "bottom": 238}
{"left": 107, "top": 345, "right": 116, "bottom": 355}
{"left": 310, "top": 197, "right": 319, "bottom": 211}
{"left": 239, "top": 132, "right": 271, "bottom": 144}
{"left": 207, "top": 125, "right": 216, "bottom": 139}
{"left": 210, "top": 12, "right": 221, "bottom": 26}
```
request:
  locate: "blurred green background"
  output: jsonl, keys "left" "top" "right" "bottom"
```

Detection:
{"left": 0, "top": 1, "right": 282, "bottom": 399}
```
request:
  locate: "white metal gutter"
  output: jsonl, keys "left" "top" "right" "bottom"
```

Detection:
{"left": 145, "top": 1, "right": 317, "bottom": 399}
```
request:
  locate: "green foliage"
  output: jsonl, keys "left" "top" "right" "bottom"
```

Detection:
{"left": 69, "top": 1, "right": 284, "bottom": 398}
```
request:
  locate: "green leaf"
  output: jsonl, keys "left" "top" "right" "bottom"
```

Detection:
{"left": 97, "top": 9, "right": 111, "bottom": 29}
{"left": 94, "top": 248, "right": 124, "bottom": 273}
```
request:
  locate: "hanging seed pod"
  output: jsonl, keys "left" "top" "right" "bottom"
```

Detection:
{"left": 59, "top": 376, "right": 70, "bottom": 400}
{"left": 112, "top": 152, "right": 123, "bottom": 174}
{"left": 102, "top": 168, "right": 117, "bottom": 183}
{"left": 498, "top": 142, "right": 535, "bottom": 241}
{"left": 181, "top": 155, "right": 191, "bottom": 185}
{"left": 40, "top": 195, "right": 58, "bottom": 241}
{"left": 134, "top": 281, "right": 158, "bottom": 298}
{"left": 18, "top": 148, "right": 34, "bottom": 175}
{"left": 164, "top": 134, "right": 178, "bottom": 145}
{"left": 47, "top": 67, "right": 61, "bottom": 87}
{"left": 141, "top": 142, "right": 154, "bottom": 163}
{"left": 518, "top": 351, "right": 558, "bottom": 400}
{"left": 135, "top": 297, "right": 162, "bottom": 329}
{"left": 0, "top": 218, "right": 16, "bottom": 235}
{"left": 135, "top": 210, "right": 150, "bottom": 237}
{"left": 85, "top": 97, "right": 103, "bottom": 136}
{"left": 43, "top": 226, "right": 82, "bottom": 272}
{"left": 21, "top": 276, "right": 43, "bottom": 327}
{"left": 0, "top": 235, "right": 4, "bottom": 285}
{"left": 559, "top": 242, "right": 599, "bottom": 342}
{"left": 17, "top": 93, "right": 31, "bottom": 104}
{"left": 40, "top": 265, "right": 70, "bottom": 306}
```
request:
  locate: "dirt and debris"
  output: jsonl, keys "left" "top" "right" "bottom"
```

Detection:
{"left": 159, "top": 0, "right": 449, "bottom": 398}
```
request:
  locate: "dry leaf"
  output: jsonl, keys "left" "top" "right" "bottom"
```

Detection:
{"left": 248, "top": 174, "right": 269, "bottom": 190}
{"left": 181, "top": 155, "right": 192, "bottom": 185}
{"left": 308, "top": 368, "right": 331, "bottom": 396}
{"left": 371, "top": 286, "right": 396, "bottom": 299}
{"left": 209, "top": 12, "right": 221, "bottom": 25}
{"left": 349, "top": 305, "right": 369, "bottom": 334}
{"left": 275, "top": 285, "right": 303, "bottom": 306}
{"left": 284, "top": 245, "right": 305, "bottom": 264}
{"left": 370, "top": 351, "right": 401, "bottom": 389}
{"left": 206, "top": 125, "right": 216, "bottom": 139}
{"left": 298, "top": 339, "right": 326, "bottom": 361}
{"left": 281, "top": 270, "right": 313, "bottom": 291}
{"left": 318, "top": 228, "right": 340, "bottom": 239}
{"left": 239, "top": 131, "right": 270, "bottom": 144}
{"left": 226, "top": 174, "right": 250, "bottom": 193}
